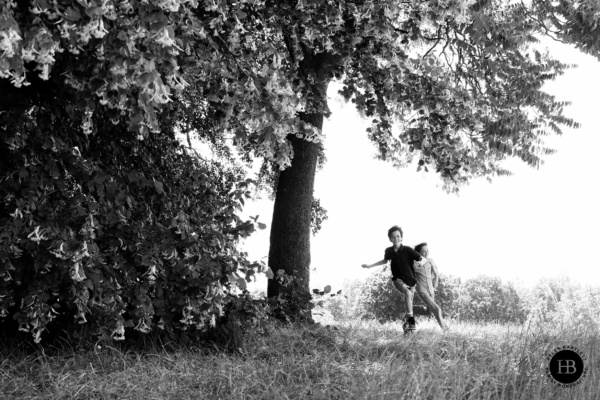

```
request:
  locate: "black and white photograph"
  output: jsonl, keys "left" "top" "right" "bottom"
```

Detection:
{"left": 0, "top": 0, "right": 598, "bottom": 399}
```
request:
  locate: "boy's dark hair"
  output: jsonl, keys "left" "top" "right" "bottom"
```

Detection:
{"left": 415, "top": 242, "right": 427, "bottom": 253}
{"left": 387, "top": 225, "right": 403, "bottom": 238}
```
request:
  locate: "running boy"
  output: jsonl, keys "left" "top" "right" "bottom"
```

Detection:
{"left": 361, "top": 225, "right": 422, "bottom": 333}
{"left": 413, "top": 242, "right": 449, "bottom": 330}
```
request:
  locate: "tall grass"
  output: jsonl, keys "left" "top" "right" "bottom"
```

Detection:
{"left": 1, "top": 318, "right": 597, "bottom": 399}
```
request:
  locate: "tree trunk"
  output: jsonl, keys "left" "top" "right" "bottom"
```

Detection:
{"left": 267, "top": 119, "right": 322, "bottom": 303}
{"left": 266, "top": 49, "right": 341, "bottom": 318}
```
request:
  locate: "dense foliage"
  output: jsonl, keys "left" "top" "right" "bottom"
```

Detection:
{"left": 531, "top": 0, "right": 600, "bottom": 61}
{"left": 455, "top": 275, "right": 527, "bottom": 323}
{"left": 356, "top": 267, "right": 405, "bottom": 322}
{"left": 0, "top": 78, "right": 270, "bottom": 342}
{"left": 353, "top": 269, "right": 463, "bottom": 322}
{"left": 432, "top": 274, "right": 461, "bottom": 319}
{"left": 524, "top": 277, "right": 600, "bottom": 334}
{"left": 0, "top": 0, "right": 584, "bottom": 183}
{"left": 327, "top": 271, "right": 529, "bottom": 324}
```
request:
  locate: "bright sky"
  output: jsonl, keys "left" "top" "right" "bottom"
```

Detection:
{"left": 240, "top": 39, "right": 600, "bottom": 293}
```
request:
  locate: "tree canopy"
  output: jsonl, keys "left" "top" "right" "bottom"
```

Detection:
{"left": 1, "top": 1, "right": 578, "bottom": 184}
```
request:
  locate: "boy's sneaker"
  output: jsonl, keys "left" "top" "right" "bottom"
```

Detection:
{"left": 403, "top": 316, "right": 416, "bottom": 334}
{"left": 407, "top": 316, "right": 416, "bottom": 331}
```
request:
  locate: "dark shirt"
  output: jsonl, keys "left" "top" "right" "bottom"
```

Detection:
{"left": 384, "top": 245, "right": 422, "bottom": 287}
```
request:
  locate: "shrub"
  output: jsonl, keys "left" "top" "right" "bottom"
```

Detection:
{"left": 353, "top": 270, "right": 461, "bottom": 322}
{"left": 0, "top": 102, "right": 265, "bottom": 343}
{"left": 325, "top": 270, "right": 597, "bottom": 329}
{"left": 357, "top": 268, "right": 405, "bottom": 321}
{"left": 354, "top": 272, "right": 527, "bottom": 324}
{"left": 526, "top": 277, "right": 600, "bottom": 335}
{"left": 315, "top": 279, "right": 364, "bottom": 322}
{"left": 431, "top": 273, "right": 461, "bottom": 319}
{"left": 456, "top": 276, "right": 527, "bottom": 323}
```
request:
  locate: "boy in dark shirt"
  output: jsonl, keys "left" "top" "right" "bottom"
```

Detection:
{"left": 362, "top": 225, "right": 422, "bottom": 332}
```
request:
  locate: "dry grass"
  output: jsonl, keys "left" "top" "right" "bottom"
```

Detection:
{"left": 1, "top": 319, "right": 598, "bottom": 400}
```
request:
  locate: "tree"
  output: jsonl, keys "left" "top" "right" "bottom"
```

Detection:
{"left": 1, "top": 0, "right": 579, "bottom": 321}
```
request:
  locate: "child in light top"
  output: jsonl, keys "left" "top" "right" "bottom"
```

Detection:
{"left": 413, "top": 242, "right": 449, "bottom": 330}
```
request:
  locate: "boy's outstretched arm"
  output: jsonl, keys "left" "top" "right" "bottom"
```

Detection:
{"left": 361, "top": 260, "right": 387, "bottom": 269}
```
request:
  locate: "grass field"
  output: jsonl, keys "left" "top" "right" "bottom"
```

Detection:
{"left": 1, "top": 318, "right": 598, "bottom": 400}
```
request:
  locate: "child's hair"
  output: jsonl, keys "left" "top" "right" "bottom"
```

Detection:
{"left": 414, "top": 242, "right": 427, "bottom": 253}
{"left": 388, "top": 225, "right": 403, "bottom": 238}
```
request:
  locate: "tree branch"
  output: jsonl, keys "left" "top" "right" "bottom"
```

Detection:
{"left": 282, "top": 30, "right": 297, "bottom": 65}
{"left": 423, "top": 31, "right": 442, "bottom": 58}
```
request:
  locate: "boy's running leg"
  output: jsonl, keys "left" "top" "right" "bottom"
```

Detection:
{"left": 392, "top": 279, "right": 414, "bottom": 315}
{"left": 393, "top": 279, "right": 416, "bottom": 332}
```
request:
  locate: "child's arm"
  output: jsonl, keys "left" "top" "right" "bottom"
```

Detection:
{"left": 361, "top": 260, "right": 387, "bottom": 269}
{"left": 409, "top": 248, "right": 423, "bottom": 266}
{"left": 430, "top": 258, "right": 439, "bottom": 288}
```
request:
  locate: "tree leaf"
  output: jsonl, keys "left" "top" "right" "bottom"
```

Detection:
{"left": 237, "top": 277, "right": 247, "bottom": 290}
{"left": 265, "top": 268, "right": 274, "bottom": 279}
{"left": 64, "top": 6, "right": 81, "bottom": 21}
{"left": 154, "top": 180, "right": 164, "bottom": 194}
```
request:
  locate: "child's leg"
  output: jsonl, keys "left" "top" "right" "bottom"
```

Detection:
{"left": 413, "top": 293, "right": 430, "bottom": 316}
{"left": 404, "top": 286, "right": 414, "bottom": 315}
{"left": 392, "top": 279, "right": 414, "bottom": 315}
{"left": 413, "top": 304, "right": 429, "bottom": 316}
{"left": 417, "top": 290, "right": 447, "bottom": 329}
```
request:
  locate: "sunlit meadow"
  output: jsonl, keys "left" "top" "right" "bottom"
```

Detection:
{"left": 1, "top": 315, "right": 597, "bottom": 400}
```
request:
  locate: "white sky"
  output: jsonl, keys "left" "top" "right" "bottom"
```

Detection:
{"left": 240, "top": 39, "right": 600, "bottom": 292}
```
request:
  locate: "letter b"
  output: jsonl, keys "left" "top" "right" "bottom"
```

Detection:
{"left": 557, "top": 360, "right": 577, "bottom": 374}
